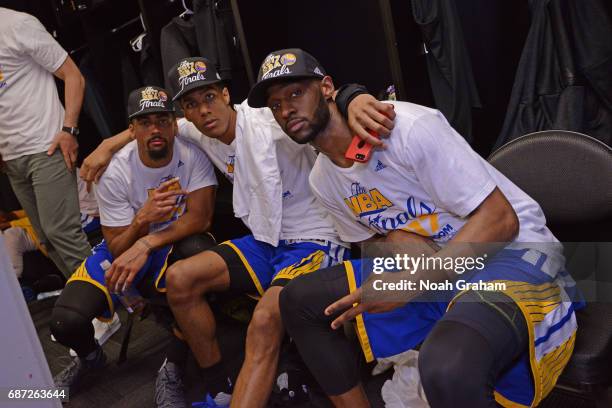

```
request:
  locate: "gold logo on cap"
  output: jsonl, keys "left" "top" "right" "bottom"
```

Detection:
{"left": 141, "top": 86, "right": 161, "bottom": 101}
{"left": 261, "top": 54, "right": 281, "bottom": 76}
{"left": 178, "top": 60, "right": 207, "bottom": 81}
{"left": 261, "top": 52, "right": 297, "bottom": 79}
{"left": 178, "top": 60, "right": 196, "bottom": 79}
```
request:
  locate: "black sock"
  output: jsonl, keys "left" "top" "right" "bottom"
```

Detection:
{"left": 165, "top": 336, "right": 189, "bottom": 367}
{"left": 200, "top": 360, "right": 232, "bottom": 396}
{"left": 288, "top": 369, "right": 307, "bottom": 395}
{"left": 83, "top": 344, "right": 105, "bottom": 368}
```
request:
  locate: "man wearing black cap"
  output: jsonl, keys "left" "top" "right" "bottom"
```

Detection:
{"left": 256, "top": 49, "right": 580, "bottom": 408}
{"left": 50, "top": 86, "right": 218, "bottom": 399}
{"left": 79, "top": 57, "right": 394, "bottom": 407}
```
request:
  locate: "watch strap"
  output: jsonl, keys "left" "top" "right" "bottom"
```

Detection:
{"left": 62, "top": 126, "right": 79, "bottom": 136}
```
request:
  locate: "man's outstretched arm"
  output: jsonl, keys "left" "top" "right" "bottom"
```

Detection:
{"left": 80, "top": 129, "right": 133, "bottom": 190}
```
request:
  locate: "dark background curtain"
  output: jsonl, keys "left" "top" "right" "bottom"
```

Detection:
{"left": 2, "top": 0, "right": 611, "bottom": 157}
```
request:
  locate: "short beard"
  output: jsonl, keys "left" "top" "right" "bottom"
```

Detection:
{"left": 148, "top": 146, "right": 169, "bottom": 161}
{"left": 294, "top": 91, "right": 330, "bottom": 144}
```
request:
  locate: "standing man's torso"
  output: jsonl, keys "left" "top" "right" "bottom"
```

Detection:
{"left": 0, "top": 8, "right": 68, "bottom": 160}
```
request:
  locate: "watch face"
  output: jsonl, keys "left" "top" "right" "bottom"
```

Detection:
{"left": 63, "top": 126, "right": 79, "bottom": 136}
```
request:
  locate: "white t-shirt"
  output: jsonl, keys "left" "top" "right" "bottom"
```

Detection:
{"left": 273, "top": 135, "right": 337, "bottom": 241}
{"left": 77, "top": 172, "right": 99, "bottom": 217}
{"left": 0, "top": 8, "right": 68, "bottom": 161}
{"left": 177, "top": 118, "right": 236, "bottom": 183}
{"left": 310, "top": 101, "right": 558, "bottom": 249}
{"left": 177, "top": 106, "right": 341, "bottom": 243}
{"left": 96, "top": 138, "right": 217, "bottom": 233}
{"left": 232, "top": 100, "right": 341, "bottom": 243}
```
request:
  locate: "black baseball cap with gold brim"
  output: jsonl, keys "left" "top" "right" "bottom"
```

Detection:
{"left": 247, "top": 48, "right": 326, "bottom": 108}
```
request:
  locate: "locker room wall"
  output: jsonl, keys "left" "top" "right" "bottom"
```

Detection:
{"left": 237, "top": 0, "right": 532, "bottom": 156}
{"left": 238, "top": 0, "right": 394, "bottom": 102}
{"left": 4, "top": 0, "right": 610, "bottom": 156}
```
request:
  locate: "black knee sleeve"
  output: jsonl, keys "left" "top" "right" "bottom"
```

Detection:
{"left": 419, "top": 321, "right": 496, "bottom": 408}
{"left": 50, "top": 305, "right": 97, "bottom": 358}
{"left": 280, "top": 265, "right": 361, "bottom": 396}
{"left": 419, "top": 294, "right": 528, "bottom": 408}
{"left": 51, "top": 281, "right": 108, "bottom": 357}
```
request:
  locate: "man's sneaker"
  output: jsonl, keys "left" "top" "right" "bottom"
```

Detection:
{"left": 271, "top": 371, "right": 310, "bottom": 406}
{"left": 37, "top": 289, "right": 62, "bottom": 301}
{"left": 93, "top": 313, "right": 122, "bottom": 345}
{"left": 67, "top": 313, "right": 121, "bottom": 357}
{"left": 192, "top": 392, "right": 231, "bottom": 408}
{"left": 54, "top": 347, "right": 106, "bottom": 394}
{"left": 155, "top": 359, "right": 186, "bottom": 408}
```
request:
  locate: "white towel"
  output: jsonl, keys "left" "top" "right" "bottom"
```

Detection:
{"left": 232, "top": 100, "right": 286, "bottom": 246}
{"left": 373, "top": 350, "right": 429, "bottom": 408}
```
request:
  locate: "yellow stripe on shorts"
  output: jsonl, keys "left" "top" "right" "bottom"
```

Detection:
{"left": 344, "top": 261, "right": 374, "bottom": 363}
{"left": 66, "top": 261, "right": 114, "bottom": 322}
{"left": 222, "top": 241, "right": 265, "bottom": 296}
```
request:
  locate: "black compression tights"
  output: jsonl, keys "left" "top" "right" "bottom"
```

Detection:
{"left": 279, "top": 264, "right": 360, "bottom": 396}
{"left": 280, "top": 265, "right": 528, "bottom": 407}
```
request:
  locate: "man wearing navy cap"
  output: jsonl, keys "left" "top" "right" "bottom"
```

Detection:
{"left": 50, "top": 86, "right": 219, "bottom": 397}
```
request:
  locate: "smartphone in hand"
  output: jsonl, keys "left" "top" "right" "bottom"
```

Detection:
{"left": 345, "top": 130, "right": 379, "bottom": 163}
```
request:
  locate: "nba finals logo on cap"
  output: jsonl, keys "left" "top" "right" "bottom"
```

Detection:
{"left": 177, "top": 60, "right": 207, "bottom": 91}
{"left": 194, "top": 61, "right": 207, "bottom": 73}
{"left": 261, "top": 52, "right": 296, "bottom": 80}
{"left": 139, "top": 87, "right": 166, "bottom": 110}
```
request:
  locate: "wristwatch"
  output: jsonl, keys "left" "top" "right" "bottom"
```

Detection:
{"left": 62, "top": 126, "right": 80, "bottom": 137}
